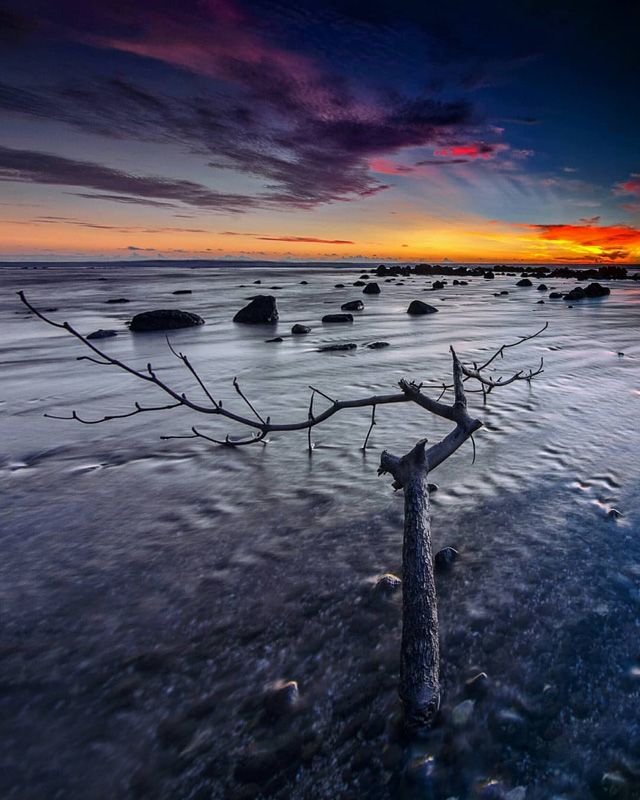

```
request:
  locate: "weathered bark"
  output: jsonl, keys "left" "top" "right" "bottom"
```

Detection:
{"left": 400, "top": 466, "right": 440, "bottom": 733}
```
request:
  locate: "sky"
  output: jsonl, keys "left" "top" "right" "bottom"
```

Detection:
{"left": 0, "top": 0, "right": 639, "bottom": 263}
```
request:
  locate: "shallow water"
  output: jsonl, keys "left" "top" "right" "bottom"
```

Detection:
{"left": 1, "top": 263, "right": 640, "bottom": 799}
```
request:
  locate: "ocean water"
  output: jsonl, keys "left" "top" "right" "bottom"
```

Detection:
{"left": 1, "top": 263, "right": 640, "bottom": 799}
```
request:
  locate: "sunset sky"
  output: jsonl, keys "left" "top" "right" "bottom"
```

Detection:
{"left": 1, "top": 0, "right": 639, "bottom": 263}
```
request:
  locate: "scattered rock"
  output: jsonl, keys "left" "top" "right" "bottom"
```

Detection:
{"left": 322, "top": 313, "right": 353, "bottom": 323}
{"left": 367, "top": 341, "right": 390, "bottom": 349}
{"left": 318, "top": 342, "right": 357, "bottom": 351}
{"left": 452, "top": 699, "right": 475, "bottom": 727}
{"left": 106, "top": 297, "right": 130, "bottom": 303}
{"left": 265, "top": 337, "right": 283, "bottom": 343}
{"left": 291, "top": 324, "right": 311, "bottom": 335}
{"left": 549, "top": 292, "right": 563, "bottom": 299}
{"left": 253, "top": 279, "right": 261, "bottom": 284}
{"left": 491, "top": 708, "right": 527, "bottom": 746}
{"left": 407, "top": 300, "right": 439, "bottom": 315}
{"left": 363, "top": 282, "right": 381, "bottom": 295}
{"left": 537, "top": 300, "right": 545, "bottom": 304}
{"left": 584, "top": 282, "right": 611, "bottom": 298}
{"left": 87, "top": 329, "right": 118, "bottom": 340}
{"left": 341, "top": 300, "right": 364, "bottom": 311}
{"left": 484, "top": 271, "right": 495, "bottom": 279}
{"left": 172, "top": 289, "right": 192, "bottom": 294}
{"left": 537, "top": 283, "right": 548, "bottom": 291}
{"left": 300, "top": 280, "right": 308, "bottom": 285}
{"left": 233, "top": 295, "right": 278, "bottom": 324}
{"left": 564, "top": 286, "right": 585, "bottom": 301}
{"left": 264, "top": 680, "right": 300, "bottom": 717}
{"left": 353, "top": 280, "right": 365, "bottom": 286}
{"left": 435, "top": 546, "right": 459, "bottom": 572}
{"left": 360, "top": 274, "right": 370, "bottom": 279}
{"left": 500, "top": 290, "right": 509, "bottom": 295}
{"left": 130, "top": 309, "right": 205, "bottom": 332}
{"left": 373, "top": 573, "right": 401, "bottom": 600}
{"left": 432, "top": 280, "right": 445, "bottom": 290}
{"left": 335, "top": 283, "right": 345, "bottom": 288}
{"left": 465, "top": 672, "right": 490, "bottom": 699}
{"left": 516, "top": 278, "right": 532, "bottom": 287}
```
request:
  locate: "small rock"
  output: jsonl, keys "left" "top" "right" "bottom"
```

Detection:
{"left": 318, "top": 342, "right": 357, "bottom": 352}
{"left": 300, "top": 280, "right": 308, "bottom": 285}
{"left": 291, "top": 324, "right": 311, "bottom": 334}
{"left": 265, "top": 336, "right": 283, "bottom": 343}
{"left": 585, "top": 282, "right": 610, "bottom": 298}
{"left": 407, "top": 300, "right": 439, "bottom": 315}
{"left": 537, "top": 284, "right": 548, "bottom": 291}
{"left": 491, "top": 708, "right": 527, "bottom": 745}
{"left": 172, "top": 289, "right": 192, "bottom": 294}
{"left": 233, "top": 295, "right": 278, "bottom": 324}
{"left": 607, "top": 508, "right": 623, "bottom": 519}
{"left": 549, "top": 292, "right": 563, "bottom": 299}
{"left": 353, "top": 280, "right": 365, "bottom": 286}
{"left": 373, "top": 573, "right": 401, "bottom": 599}
{"left": 516, "top": 278, "right": 532, "bottom": 287}
{"left": 322, "top": 313, "right": 353, "bottom": 323}
{"left": 537, "top": 300, "right": 545, "bottom": 304}
{"left": 500, "top": 290, "right": 509, "bottom": 295}
{"left": 87, "top": 329, "right": 118, "bottom": 340}
{"left": 341, "top": 300, "right": 364, "bottom": 311}
{"left": 335, "top": 283, "right": 345, "bottom": 288}
{"left": 564, "top": 286, "right": 585, "bottom": 301}
{"left": 465, "top": 672, "right": 490, "bottom": 698}
{"left": 106, "top": 297, "right": 130, "bottom": 303}
{"left": 363, "top": 282, "right": 381, "bottom": 294}
{"left": 452, "top": 699, "right": 475, "bottom": 727}
{"left": 253, "top": 279, "right": 261, "bottom": 284}
{"left": 367, "top": 341, "right": 389, "bottom": 349}
{"left": 435, "top": 547, "right": 459, "bottom": 571}
{"left": 264, "top": 680, "right": 299, "bottom": 717}
{"left": 130, "top": 309, "right": 205, "bottom": 332}
{"left": 432, "top": 280, "right": 445, "bottom": 290}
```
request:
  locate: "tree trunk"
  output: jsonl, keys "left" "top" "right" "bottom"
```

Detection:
{"left": 400, "top": 469, "right": 440, "bottom": 733}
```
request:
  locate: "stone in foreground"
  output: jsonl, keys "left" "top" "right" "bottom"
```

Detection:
{"left": 341, "top": 300, "right": 364, "bottom": 311}
{"left": 87, "top": 329, "right": 118, "bottom": 340}
{"left": 318, "top": 342, "right": 357, "bottom": 351}
{"left": 407, "top": 300, "right": 439, "bottom": 315}
{"left": 322, "top": 313, "right": 353, "bottom": 323}
{"left": 233, "top": 295, "right": 279, "bottom": 324}
{"left": 130, "top": 309, "right": 205, "bottom": 332}
{"left": 363, "top": 282, "right": 381, "bottom": 294}
{"left": 291, "top": 324, "right": 311, "bottom": 334}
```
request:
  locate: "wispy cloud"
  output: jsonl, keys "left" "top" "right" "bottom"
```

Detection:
{"left": 220, "top": 231, "right": 354, "bottom": 244}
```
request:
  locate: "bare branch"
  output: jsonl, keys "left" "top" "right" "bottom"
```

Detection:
{"left": 363, "top": 404, "right": 376, "bottom": 450}
{"left": 233, "top": 377, "right": 265, "bottom": 423}
{"left": 45, "top": 400, "right": 183, "bottom": 425}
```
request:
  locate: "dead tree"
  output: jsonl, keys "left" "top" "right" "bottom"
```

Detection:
{"left": 18, "top": 291, "right": 546, "bottom": 734}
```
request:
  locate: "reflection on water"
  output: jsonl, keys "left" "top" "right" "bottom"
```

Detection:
{"left": 1, "top": 264, "right": 640, "bottom": 799}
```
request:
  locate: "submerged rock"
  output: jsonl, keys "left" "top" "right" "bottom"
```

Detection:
{"left": 322, "top": 313, "right": 353, "bottom": 323}
{"left": 318, "top": 342, "right": 357, "bottom": 351}
{"left": 373, "top": 573, "right": 401, "bottom": 600}
{"left": 106, "top": 297, "right": 130, "bottom": 303}
{"left": 363, "top": 282, "right": 381, "bottom": 294}
{"left": 564, "top": 286, "right": 585, "bottom": 301}
{"left": 172, "top": 289, "right": 192, "bottom": 294}
{"left": 549, "top": 292, "right": 563, "bottom": 299}
{"left": 233, "top": 295, "right": 278, "bottom": 324}
{"left": 264, "top": 680, "right": 300, "bottom": 717}
{"left": 367, "top": 341, "right": 390, "bottom": 349}
{"left": 130, "top": 309, "right": 205, "bottom": 332}
{"left": 435, "top": 546, "right": 459, "bottom": 571}
{"left": 516, "top": 278, "right": 533, "bottom": 287}
{"left": 465, "top": 672, "right": 490, "bottom": 698}
{"left": 341, "top": 300, "right": 364, "bottom": 311}
{"left": 585, "top": 282, "right": 611, "bottom": 298}
{"left": 335, "top": 283, "right": 345, "bottom": 288}
{"left": 407, "top": 300, "right": 439, "bottom": 315}
{"left": 265, "top": 336, "right": 283, "bottom": 343}
{"left": 291, "top": 324, "right": 311, "bottom": 334}
{"left": 87, "top": 329, "right": 118, "bottom": 340}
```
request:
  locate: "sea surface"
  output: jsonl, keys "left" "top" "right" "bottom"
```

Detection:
{"left": 1, "top": 263, "right": 640, "bottom": 800}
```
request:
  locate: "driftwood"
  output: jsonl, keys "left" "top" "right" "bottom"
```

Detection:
{"left": 18, "top": 291, "right": 546, "bottom": 733}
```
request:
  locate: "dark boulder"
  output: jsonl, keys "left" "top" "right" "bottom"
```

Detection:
{"left": 253, "top": 279, "right": 261, "bottom": 284}
{"left": 106, "top": 297, "right": 130, "bottom": 303}
{"left": 341, "top": 300, "right": 364, "bottom": 311}
{"left": 233, "top": 295, "right": 278, "bottom": 324}
{"left": 367, "top": 341, "right": 390, "bottom": 349}
{"left": 353, "top": 280, "right": 365, "bottom": 286}
{"left": 291, "top": 324, "right": 311, "bottom": 334}
{"left": 549, "top": 292, "right": 563, "bottom": 299}
{"left": 516, "top": 278, "right": 532, "bottom": 287}
{"left": 322, "top": 313, "right": 353, "bottom": 323}
{"left": 407, "top": 300, "right": 439, "bottom": 315}
{"left": 564, "top": 286, "right": 585, "bottom": 301}
{"left": 372, "top": 573, "right": 401, "bottom": 600}
{"left": 87, "top": 329, "right": 118, "bottom": 340}
{"left": 334, "top": 283, "right": 345, "bottom": 288}
{"left": 318, "top": 342, "right": 357, "bottom": 351}
{"left": 584, "top": 282, "right": 610, "bottom": 298}
{"left": 537, "top": 283, "right": 548, "bottom": 291}
{"left": 432, "top": 280, "right": 445, "bottom": 290}
{"left": 484, "top": 271, "right": 495, "bottom": 279}
{"left": 130, "top": 309, "right": 205, "bottom": 332}
{"left": 435, "top": 546, "right": 459, "bottom": 572}
{"left": 363, "top": 282, "right": 381, "bottom": 294}
{"left": 172, "top": 289, "right": 192, "bottom": 295}
{"left": 265, "top": 337, "right": 283, "bottom": 343}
